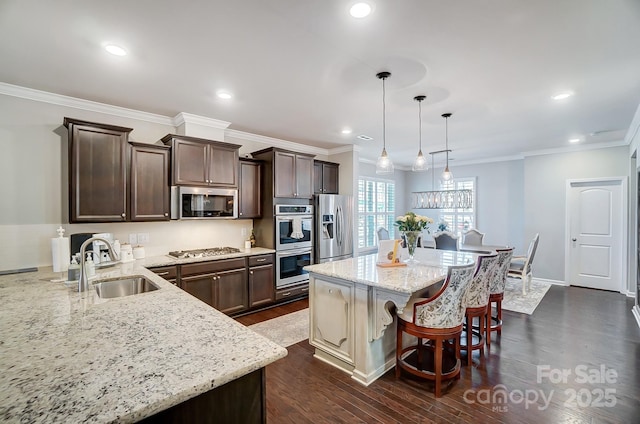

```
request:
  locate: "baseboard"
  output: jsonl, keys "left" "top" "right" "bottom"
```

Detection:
{"left": 632, "top": 305, "right": 640, "bottom": 329}
{"left": 531, "top": 277, "right": 566, "bottom": 286}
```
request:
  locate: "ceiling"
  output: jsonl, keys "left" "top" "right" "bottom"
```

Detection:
{"left": 1, "top": 0, "right": 640, "bottom": 167}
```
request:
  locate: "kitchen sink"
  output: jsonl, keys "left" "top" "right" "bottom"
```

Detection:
{"left": 94, "top": 276, "right": 159, "bottom": 299}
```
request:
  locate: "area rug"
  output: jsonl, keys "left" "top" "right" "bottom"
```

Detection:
{"left": 248, "top": 309, "right": 309, "bottom": 348}
{"left": 501, "top": 278, "right": 551, "bottom": 315}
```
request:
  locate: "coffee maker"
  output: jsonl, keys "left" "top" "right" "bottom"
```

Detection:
{"left": 70, "top": 232, "right": 114, "bottom": 265}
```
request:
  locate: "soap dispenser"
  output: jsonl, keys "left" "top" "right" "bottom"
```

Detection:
{"left": 85, "top": 253, "right": 96, "bottom": 279}
{"left": 67, "top": 256, "right": 80, "bottom": 282}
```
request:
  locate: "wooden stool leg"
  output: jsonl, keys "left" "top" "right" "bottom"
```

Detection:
{"left": 455, "top": 334, "right": 461, "bottom": 380}
{"left": 417, "top": 337, "right": 423, "bottom": 370}
{"left": 496, "top": 300, "right": 502, "bottom": 335}
{"left": 486, "top": 303, "right": 492, "bottom": 346}
{"left": 434, "top": 337, "right": 443, "bottom": 398}
{"left": 479, "top": 312, "right": 485, "bottom": 357}
{"left": 466, "top": 315, "right": 472, "bottom": 366}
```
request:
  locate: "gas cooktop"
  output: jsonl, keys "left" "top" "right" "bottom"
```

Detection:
{"left": 168, "top": 247, "right": 241, "bottom": 259}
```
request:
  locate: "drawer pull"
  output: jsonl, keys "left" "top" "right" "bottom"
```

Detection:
{"left": 301, "top": 287, "right": 309, "bottom": 292}
{"left": 250, "top": 270, "right": 254, "bottom": 275}
{"left": 256, "top": 258, "right": 266, "bottom": 262}
{"left": 156, "top": 272, "right": 169, "bottom": 276}
{"left": 281, "top": 292, "right": 292, "bottom": 297}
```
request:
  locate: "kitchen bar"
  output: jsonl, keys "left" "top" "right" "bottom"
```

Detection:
{"left": 304, "top": 248, "right": 478, "bottom": 386}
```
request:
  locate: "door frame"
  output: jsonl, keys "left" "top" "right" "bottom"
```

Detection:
{"left": 564, "top": 177, "right": 628, "bottom": 293}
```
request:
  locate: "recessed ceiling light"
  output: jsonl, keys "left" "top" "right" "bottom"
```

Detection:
{"left": 104, "top": 44, "right": 127, "bottom": 56}
{"left": 216, "top": 91, "right": 233, "bottom": 100}
{"left": 350, "top": 2, "right": 372, "bottom": 18}
{"left": 341, "top": 128, "right": 352, "bottom": 134}
{"left": 552, "top": 91, "right": 574, "bottom": 100}
{"left": 569, "top": 138, "right": 581, "bottom": 143}
{"left": 357, "top": 134, "right": 373, "bottom": 140}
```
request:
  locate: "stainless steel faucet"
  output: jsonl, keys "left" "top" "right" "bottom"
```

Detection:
{"left": 78, "top": 237, "right": 118, "bottom": 292}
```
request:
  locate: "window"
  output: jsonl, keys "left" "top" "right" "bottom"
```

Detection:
{"left": 438, "top": 177, "right": 476, "bottom": 238}
{"left": 357, "top": 178, "right": 396, "bottom": 250}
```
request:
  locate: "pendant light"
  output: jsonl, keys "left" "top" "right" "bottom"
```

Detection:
{"left": 412, "top": 95, "right": 427, "bottom": 172}
{"left": 441, "top": 113, "right": 453, "bottom": 182}
{"left": 375, "top": 71, "right": 394, "bottom": 175}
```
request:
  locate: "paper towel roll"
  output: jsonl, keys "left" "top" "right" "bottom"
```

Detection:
{"left": 51, "top": 227, "right": 70, "bottom": 273}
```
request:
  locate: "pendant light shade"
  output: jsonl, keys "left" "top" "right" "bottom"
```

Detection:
{"left": 441, "top": 113, "right": 453, "bottom": 181}
{"left": 375, "top": 71, "right": 394, "bottom": 175}
{"left": 412, "top": 95, "right": 428, "bottom": 172}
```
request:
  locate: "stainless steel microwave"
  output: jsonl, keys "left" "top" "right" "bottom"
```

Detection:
{"left": 171, "top": 186, "right": 238, "bottom": 219}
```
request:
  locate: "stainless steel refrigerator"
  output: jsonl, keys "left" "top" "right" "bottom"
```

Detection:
{"left": 314, "top": 194, "right": 353, "bottom": 263}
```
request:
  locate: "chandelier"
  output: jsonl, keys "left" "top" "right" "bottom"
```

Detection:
{"left": 411, "top": 113, "right": 472, "bottom": 209}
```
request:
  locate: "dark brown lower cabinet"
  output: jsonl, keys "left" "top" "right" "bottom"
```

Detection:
{"left": 249, "top": 265, "right": 274, "bottom": 308}
{"left": 181, "top": 273, "right": 216, "bottom": 307}
{"left": 141, "top": 368, "right": 265, "bottom": 423}
{"left": 216, "top": 267, "right": 249, "bottom": 315}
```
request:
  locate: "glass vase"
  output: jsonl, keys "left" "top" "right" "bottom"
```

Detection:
{"left": 403, "top": 231, "right": 421, "bottom": 265}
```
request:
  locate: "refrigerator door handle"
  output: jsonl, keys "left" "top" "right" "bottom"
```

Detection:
{"left": 336, "top": 205, "right": 341, "bottom": 247}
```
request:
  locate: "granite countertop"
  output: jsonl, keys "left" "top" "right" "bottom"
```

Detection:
{"left": 304, "top": 249, "right": 478, "bottom": 294}
{"left": 0, "top": 255, "right": 287, "bottom": 423}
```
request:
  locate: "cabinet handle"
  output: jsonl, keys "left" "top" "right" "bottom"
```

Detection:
{"left": 164, "top": 213, "right": 168, "bottom": 217}
{"left": 239, "top": 212, "right": 243, "bottom": 216}
{"left": 121, "top": 213, "right": 126, "bottom": 218}
{"left": 281, "top": 292, "right": 292, "bottom": 297}
{"left": 155, "top": 272, "right": 169, "bottom": 276}
{"left": 250, "top": 270, "right": 254, "bottom": 275}
{"left": 171, "top": 281, "right": 177, "bottom": 286}
{"left": 301, "top": 287, "right": 309, "bottom": 292}
{"left": 256, "top": 258, "right": 266, "bottom": 262}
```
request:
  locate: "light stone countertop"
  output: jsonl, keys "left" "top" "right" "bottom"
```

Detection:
{"left": 304, "top": 248, "right": 478, "bottom": 294}
{"left": 0, "top": 250, "right": 286, "bottom": 423}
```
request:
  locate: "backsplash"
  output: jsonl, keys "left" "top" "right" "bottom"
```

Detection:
{"left": 0, "top": 220, "right": 253, "bottom": 271}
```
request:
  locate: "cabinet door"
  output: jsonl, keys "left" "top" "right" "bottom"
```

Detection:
{"left": 67, "top": 120, "right": 130, "bottom": 222}
{"left": 130, "top": 143, "right": 170, "bottom": 221}
{"left": 239, "top": 160, "right": 261, "bottom": 218}
{"left": 313, "top": 162, "right": 323, "bottom": 194}
{"left": 249, "top": 265, "right": 274, "bottom": 308}
{"left": 322, "top": 163, "right": 339, "bottom": 194}
{"left": 216, "top": 268, "right": 249, "bottom": 315}
{"left": 181, "top": 274, "right": 215, "bottom": 306}
{"left": 295, "top": 154, "right": 314, "bottom": 199}
{"left": 273, "top": 151, "right": 296, "bottom": 198}
{"left": 208, "top": 145, "right": 238, "bottom": 187}
{"left": 173, "top": 139, "right": 209, "bottom": 186}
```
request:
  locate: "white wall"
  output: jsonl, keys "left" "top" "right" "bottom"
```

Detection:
{"left": 524, "top": 146, "right": 629, "bottom": 282}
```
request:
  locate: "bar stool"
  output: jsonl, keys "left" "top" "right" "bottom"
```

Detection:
{"left": 395, "top": 263, "right": 476, "bottom": 397}
{"left": 486, "top": 248, "right": 514, "bottom": 345}
{"left": 461, "top": 253, "right": 499, "bottom": 366}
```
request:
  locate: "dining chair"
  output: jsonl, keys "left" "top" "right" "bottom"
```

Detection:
{"left": 377, "top": 227, "right": 390, "bottom": 242}
{"left": 508, "top": 233, "right": 539, "bottom": 295}
{"left": 395, "top": 262, "right": 476, "bottom": 397}
{"left": 461, "top": 253, "right": 498, "bottom": 366}
{"left": 486, "top": 247, "right": 514, "bottom": 345}
{"left": 433, "top": 231, "right": 459, "bottom": 251}
{"left": 462, "top": 229, "right": 485, "bottom": 246}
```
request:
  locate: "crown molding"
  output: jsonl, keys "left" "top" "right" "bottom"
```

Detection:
{"left": 172, "top": 112, "right": 230, "bottom": 129}
{"left": 521, "top": 139, "right": 628, "bottom": 158}
{"left": 0, "top": 82, "right": 174, "bottom": 126}
{"left": 624, "top": 103, "right": 640, "bottom": 148}
{"left": 225, "top": 129, "right": 328, "bottom": 156}
{"left": 328, "top": 144, "right": 361, "bottom": 155}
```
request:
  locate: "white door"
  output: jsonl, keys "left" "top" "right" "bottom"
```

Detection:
{"left": 567, "top": 179, "right": 625, "bottom": 292}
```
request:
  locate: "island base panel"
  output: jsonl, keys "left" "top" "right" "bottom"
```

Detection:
{"left": 141, "top": 368, "right": 265, "bottom": 423}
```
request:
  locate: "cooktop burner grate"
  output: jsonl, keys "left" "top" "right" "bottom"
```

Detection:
{"left": 168, "top": 247, "right": 241, "bottom": 259}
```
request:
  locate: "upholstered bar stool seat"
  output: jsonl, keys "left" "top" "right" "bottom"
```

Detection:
{"left": 395, "top": 263, "right": 476, "bottom": 397}
{"left": 461, "top": 254, "right": 498, "bottom": 366}
{"left": 486, "top": 248, "right": 514, "bottom": 345}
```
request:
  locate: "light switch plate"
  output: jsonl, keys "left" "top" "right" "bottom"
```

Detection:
{"left": 138, "top": 233, "right": 150, "bottom": 244}
{"left": 129, "top": 233, "right": 138, "bottom": 245}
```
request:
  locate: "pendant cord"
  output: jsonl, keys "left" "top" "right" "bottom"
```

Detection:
{"left": 445, "top": 116, "right": 449, "bottom": 167}
{"left": 418, "top": 100, "right": 422, "bottom": 151}
{"left": 382, "top": 77, "right": 386, "bottom": 151}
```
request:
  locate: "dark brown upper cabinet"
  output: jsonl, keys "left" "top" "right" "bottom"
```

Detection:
{"left": 252, "top": 148, "right": 315, "bottom": 199}
{"left": 314, "top": 160, "right": 339, "bottom": 194}
{"left": 161, "top": 134, "right": 240, "bottom": 188}
{"left": 129, "top": 142, "right": 170, "bottom": 221}
{"left": 64, "top": 118, "right": 132, "bottom": 223}
{"left": 238, "top": 158, "right": 262, "bottom": 219}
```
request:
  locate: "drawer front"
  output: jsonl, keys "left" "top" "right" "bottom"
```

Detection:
{"left": 275, "top": 283, "right": 309, "bottom": 300}
{"left": 181, "top": 258, "right": 247, "bottom": 276}
{"left": 248, "top": 254, "right": 273, "bottom": 267}
{"left": 148, "top": 265, "right": 178, "bottom": 280}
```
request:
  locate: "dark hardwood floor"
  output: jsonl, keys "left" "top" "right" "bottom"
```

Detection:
{"left": 235, "top": 287, "right": 640, "bottom": 423}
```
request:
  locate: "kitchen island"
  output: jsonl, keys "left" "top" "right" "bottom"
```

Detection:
{"left": 0, "top": 258, "right": 287, "bottom": 423}
{"left": 304, "top": 249, "right": 477, "bottom": 386}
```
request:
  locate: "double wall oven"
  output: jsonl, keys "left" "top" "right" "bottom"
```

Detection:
{"left": 274, "top": 205, "right": 313, "bottom": 289}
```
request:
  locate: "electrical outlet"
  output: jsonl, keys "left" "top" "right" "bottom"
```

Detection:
{"left": 241, "top": 227, "right": 247, "bottom": 237}
{"left": 129, "top": 233, "right": 138, "bottom": 245}
{"left": 138, "top": 233, "right": 150, "bottom": 244}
